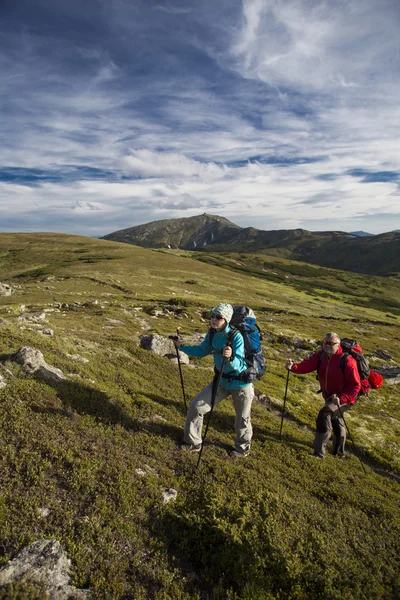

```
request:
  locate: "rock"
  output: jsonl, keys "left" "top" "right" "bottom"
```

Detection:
{"left": 18, "top": 312, "right": 47, "bottom": 322}
{"left": 135, "top": 469, "right": 147, "bottom": 477}
{"left": 376, "top": 366, "right": 400, "bottom": 379}
{"left": 66, "top": 354, "right": 89, "bottom": 363}
{"left": 167, "top": 352, "right": 190, "bottom": 365}
{"left": 42, "top": 328, "right": 54, "bottom": 336}
{"left": 0, "top": 539, "right": 89, "bottom": 598}
{"left": 162, "top": 488, "right": 177, "bottom": 504}
{"left": 10, "top": 347, "right": 65, "bottom": 382}
{"left": 140, "top": 334, "right": 176, "bottom": 357}
{"left": 0, "top": 283, "right": 12, "bottom": 296}
{"left": 375, "top": 349, "right": 393, "bottom": 361}
{"left": 0, "top": 375, "right": 6, "bottom": 389}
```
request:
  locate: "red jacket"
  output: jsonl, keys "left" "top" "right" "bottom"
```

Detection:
{"left": 292, "top": 346, "right": 361, "bottom": 404}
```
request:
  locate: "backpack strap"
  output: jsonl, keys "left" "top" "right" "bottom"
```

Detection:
{"left": 316, "top": 350, "right": 324, "bottom": 378}
{"left": 339, "top": 353, "right": 349, "bottom": 373}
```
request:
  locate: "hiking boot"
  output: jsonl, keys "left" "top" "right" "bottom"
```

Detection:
{"left": 309, "top": 452, "right": 324, "bottom": 458}
{"left": 228, "top": 448, "right": 250, "bottom": 458}
{"left": 179, "top": 442, "right": 202, "bottom": 453}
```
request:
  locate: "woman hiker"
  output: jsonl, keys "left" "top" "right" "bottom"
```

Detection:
{"left": 173, "top": 303, "right": 254, "bottom": 458}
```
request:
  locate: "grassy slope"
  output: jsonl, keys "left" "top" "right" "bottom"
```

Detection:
{"left": 0, "top": 234, "right": 399, "bottom": 600}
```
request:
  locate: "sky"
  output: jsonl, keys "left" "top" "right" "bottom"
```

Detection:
{"left": 0, "top": 0, "right": 399, "bottom": 237}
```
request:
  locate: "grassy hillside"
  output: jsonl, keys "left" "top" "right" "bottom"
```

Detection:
{"left": 0, "top": 233, "right": 399, "bottom": 599}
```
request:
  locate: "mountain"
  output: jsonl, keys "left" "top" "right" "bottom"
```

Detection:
{"left": 350, "top": 231, "right": 375, "bottom": 237}
{"left": 103, "top": 214, "right": 400, "bottom": 276}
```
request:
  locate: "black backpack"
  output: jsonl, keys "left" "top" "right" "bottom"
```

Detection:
{"left": 211, "top": 305, "right": 266, "bottom": 383}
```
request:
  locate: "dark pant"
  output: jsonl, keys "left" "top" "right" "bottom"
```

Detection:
{"left": 313, "top": 400, "right": 352, "bottom": 458}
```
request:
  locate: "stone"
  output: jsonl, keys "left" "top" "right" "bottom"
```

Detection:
{"left": 18, "top": 312, "right": 47, "bottom": 322}
{"left": 140, "top": 334, "right": 176, "bottom": 357}
{"left": 0, "top": 539, "right": 89, "bottom": 598}
{"left": 0, "top": 283, "right": 12, "bottom": 296}
{"left": 162, "top": 488, "right": 177, "bottom": 504}
{"left": 375, "top": 349, "right": 393, "bottom": 361}
{"left": 10, "top": 347, "right": 65, "bottom": 382}
{"left": 167, "top": 352, "right": 190, "bottom": 365}
{"left": 66, "top": 354, "right": 89, "bottom": 363}
{"left": 42, "top": 328, "right": 54, "bottom": 336}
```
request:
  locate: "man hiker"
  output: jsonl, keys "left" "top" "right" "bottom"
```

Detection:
{"left": 285, "top": 332, "right": 361, "bottom": 458}
{"left": 172, "top": 303, "right": 254, "bottom": 457}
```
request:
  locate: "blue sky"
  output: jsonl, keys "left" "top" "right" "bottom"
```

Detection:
{"left": 0, "top": 0, "right": 399, "bottom": 236}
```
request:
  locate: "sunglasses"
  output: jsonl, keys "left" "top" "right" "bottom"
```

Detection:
{"left": 322, "top": 340, "right": 339, "bottom": 346}
{"left": 211, "top": 314, "right": 225, "bottom": 320}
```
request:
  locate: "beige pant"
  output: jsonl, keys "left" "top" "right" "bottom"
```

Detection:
{"left": 184, "top": 382, "right": 254, "bottom": 453}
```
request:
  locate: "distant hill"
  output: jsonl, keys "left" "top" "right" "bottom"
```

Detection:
{"left": 103, "top": 214, "right": 400, "bottom": 276}
{"left": 350, "top": 231, "right": 375, "bottom": 237}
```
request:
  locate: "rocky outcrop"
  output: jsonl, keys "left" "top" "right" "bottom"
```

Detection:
{"left": 140, "top": 334, "right": 190, "bottom": 364}
{"left": 10, "top": 347, "right": 65, "bottom": 381}
{"left": 0, "top": 283, "right": 12, "bottom": 296}
{"left": 374, "top": 349, "right": 393, "bottom": 361}
{"left": 18, "top": 312, "right": 47, "bottom": 323}
{"left": 0, "top": 539, "right": 89, "bottom": 598}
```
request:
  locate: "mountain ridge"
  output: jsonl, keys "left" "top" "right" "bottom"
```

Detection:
{"left": 103, "top": 214, "right": 400, "bottom": 275}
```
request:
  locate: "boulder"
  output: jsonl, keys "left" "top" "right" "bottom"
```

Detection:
{"left": 140, "top": 334, "right": 175, "bottom": 356}
{"left": 375, "top": 349, "right": 393, "bottom": 361}
{"left": 18, "top": 312, "right": 47, "bottom": 323}
{"left": 162, "top": 488, "right": 178, "bottom": 504}
{"left": 10, "top": 347, "right": 65, "bottom": 382}
{"left": 0, "top": 283, "right": 12, "bottom": 296}
{"left": 166, "top": 352, "right": 190, "bottom": 365}
{"left": 0, "top": 539, "right": 89, "bottom": 598}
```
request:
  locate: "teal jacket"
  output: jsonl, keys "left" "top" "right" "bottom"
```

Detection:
{"left": 180, "top": 324, "right": 250, "bottom": 390}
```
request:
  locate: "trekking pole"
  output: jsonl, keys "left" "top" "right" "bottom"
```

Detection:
{"left": 196, "top": 356, "right": 227, "bottom": 470}
{"left": 169, "top": 329, "right": 187, "bottom": 412}
{"left": 337, "top": 405, "right": 367, "bottom": 475}
{"left": 279, "top": 369, "right": 290, "bottom": 439}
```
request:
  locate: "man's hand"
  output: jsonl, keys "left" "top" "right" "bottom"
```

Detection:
{"left": 326, "top": 394, "right": 340, "bottom": 410}
{"left": 285, "top": 360, "right": 294, "bottom": 371}
{"left": 222, "top": 345, "right": 232, "bottom": 359}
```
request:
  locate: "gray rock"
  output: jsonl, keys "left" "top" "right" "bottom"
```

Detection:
{"left": 162, "top": 488, "right": 178, "bottom": 504}
{"left": 18, "top": 312, "right": 47, "bottom": 322}
{"left": 140, "top": 334, "right": 176, "bottom": 356}
{"left": 0, "top": 374, "right": 6, "bottom": 389}
{"left": 0, "top": 539, "right": 89, "bottom": 598}
{"left": 376, "top": 366, "right": 400, "bottom": 379}
{"left": 167, "top": 352, "right": 190, "bottom": 365}
{"left": 0, "top": 283, "right": 12, "bottom": 296}
{"left": 10, "top": 347, "right": 65, "bottom": 382}
{"left": 375, "top": 349, "right": 393, "bottom": 361}
{"left": 42, "top": 328, "right": 54, "bottom": 336}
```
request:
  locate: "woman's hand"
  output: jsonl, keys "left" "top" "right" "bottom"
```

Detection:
{"left": 222, "top": 345, "right": 232, "bottom": 359}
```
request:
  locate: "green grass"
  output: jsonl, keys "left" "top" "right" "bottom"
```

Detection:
{"left": 0, "top": 233, "right": 399, "bottom": 599}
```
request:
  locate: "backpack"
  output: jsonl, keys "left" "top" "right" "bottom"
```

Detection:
{"left": 211, "top": 305, "right": 266, "bottom": 383}
{"left": 210, "top": 306, "right": 266, "bottom": 383}
{"left": 317, "top": 338, "right": 383, "bottom": 396}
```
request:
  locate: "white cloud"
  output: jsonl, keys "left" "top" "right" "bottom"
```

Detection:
{"left": 0, "top": 0, "right": 399, "bottom": 236}
{"left": 120, "top": 149, "right": 227, "bottom": 180}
